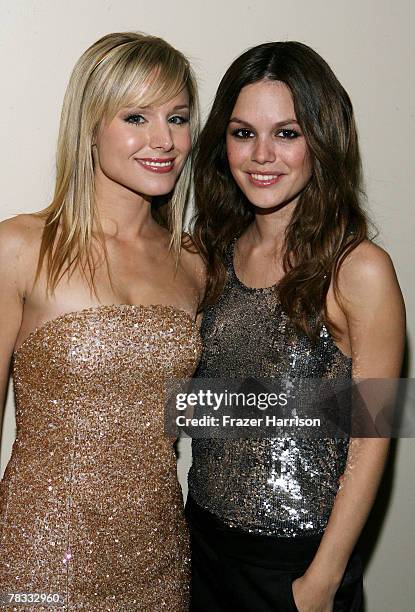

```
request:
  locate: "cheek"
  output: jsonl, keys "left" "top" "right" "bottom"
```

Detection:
{"left": 299, "top": 150, "right": 313, "bottom": 180}
{"left": 99, "top": 125, "right": 145, "bottom": 159}
{"left": 286, "top": 144, "right": 312, "bottom": 177}
{"left": 226, "top": 137, "right": 246, "bottom": 172}
{"left": 117, "top": 130, "right": 145, "bottom": 155}
{"left": 177, "top": 128, "right": 192, "bottom": 156}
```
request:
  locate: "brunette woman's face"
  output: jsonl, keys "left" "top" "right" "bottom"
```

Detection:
{"left": 226, "top": 80, "right": 312, "bottom": 210}
{"left": 93, "top": 88, "right": 191, "bottom": 198}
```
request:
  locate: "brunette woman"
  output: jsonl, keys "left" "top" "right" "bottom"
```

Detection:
{"left": 186, "top": 42, "right": 405, "bottom": 612}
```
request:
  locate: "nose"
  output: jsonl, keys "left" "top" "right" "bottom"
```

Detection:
{"left": 252, "top": 136, "right": 276, "bottom": 164}
{"left": 149, "top": 119, "right": 174, "bottom": 151}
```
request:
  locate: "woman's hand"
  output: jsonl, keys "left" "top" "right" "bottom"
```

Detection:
{"left": 291, "top": 573, "right": 337, "bottom": 612}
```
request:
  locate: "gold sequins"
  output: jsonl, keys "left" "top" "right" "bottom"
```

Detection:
{"left": 1, "top": 305, "right": 201, "bottom": 610}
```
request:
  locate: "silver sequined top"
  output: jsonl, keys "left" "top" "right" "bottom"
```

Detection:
{"left": 188, "top": 243, "right": 352, "bottom": 536}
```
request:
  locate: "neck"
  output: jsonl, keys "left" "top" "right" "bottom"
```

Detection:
{"left": 248, "top": 199, "right": 296, "bottom": 251}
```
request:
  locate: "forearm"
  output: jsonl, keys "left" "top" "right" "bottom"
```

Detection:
{"left": 306, "top": 437, "right": 390, "bottom": 587}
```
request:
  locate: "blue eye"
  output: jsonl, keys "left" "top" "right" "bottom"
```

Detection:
{"left": 169, "top": 115, "right": 189, "bottom": 125}
{"left": 232, "top": 128, "right": 255, "bottom": 139}
{"left": 125, "top": 114, "right": 145, "bottom": 125}
{"left": 277, "top": 129, "right": 300, "bottom": 139}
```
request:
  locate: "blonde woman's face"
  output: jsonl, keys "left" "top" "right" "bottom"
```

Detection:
{"left": 93, "top": 88, "right": 191, "bottom": 198}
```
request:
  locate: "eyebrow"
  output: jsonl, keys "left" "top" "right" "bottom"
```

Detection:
{"left": 229, "top": 117, "right": 299, "bottom": 128}
{"left": 169, "top": 104, "right": 190, "bottom": 112}
{"left": 126, "top": 104, "right": 190, "bottom": 112}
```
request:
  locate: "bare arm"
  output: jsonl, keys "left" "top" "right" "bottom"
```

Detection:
{"left": 0, "top": 218, "right": 28, "bottom": 441}
{"left": 293, "top": 242, "right": 405, "bottom": 611}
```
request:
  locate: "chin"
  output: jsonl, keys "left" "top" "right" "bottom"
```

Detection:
{"left": 243, "top": 185, "right": 303, "bottom": 211}
{"left": 132, "top": 179, "right": 178, "bottom": 196}
{"left": 245, "top": 195, "right": 285, "bottom": 210}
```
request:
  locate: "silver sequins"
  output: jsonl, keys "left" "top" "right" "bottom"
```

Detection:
{"left": 189, "top": 245, "right": 351, "bottom": 537}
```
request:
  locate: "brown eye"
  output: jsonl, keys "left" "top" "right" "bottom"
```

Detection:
{"left": 277, "top": 129, "right": 300, "bottom": 139}
{"left": 232, "top": 128, "right": 255, "bottom": 139}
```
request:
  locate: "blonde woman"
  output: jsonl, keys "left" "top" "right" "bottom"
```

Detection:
{"left": 0, "top": 32, "right": 203, "bottom": 610}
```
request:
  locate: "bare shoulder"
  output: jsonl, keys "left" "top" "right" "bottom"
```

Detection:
{"left": 337, "top": 239, "right": 403, "bottom": 309}
{"left": 0, "top": 214, "right": 45, "bottom": 296}
{"left": 0, "top": 213, "right": 44, "bottom": 257}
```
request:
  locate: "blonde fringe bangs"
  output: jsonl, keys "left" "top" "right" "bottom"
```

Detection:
{"left": 37, "top": 32, "right": 199, "bottom": 293}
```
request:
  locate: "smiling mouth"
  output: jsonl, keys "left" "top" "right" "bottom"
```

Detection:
{"left": 135, "top": 158, "right": 175, "bottom": 173}
{"left": 248, "top": 172, "right": 283, "bottom": 187}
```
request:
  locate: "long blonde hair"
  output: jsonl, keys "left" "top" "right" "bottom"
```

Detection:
{"left": 37, "top": 32, "right": 199, "bottom": 292}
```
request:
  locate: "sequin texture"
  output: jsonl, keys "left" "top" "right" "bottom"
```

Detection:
{"left": 0, "top": 304, "right": 201, "bottom": 610}
{"left": 188, "top": 244, "right": 352, "bottom": 537}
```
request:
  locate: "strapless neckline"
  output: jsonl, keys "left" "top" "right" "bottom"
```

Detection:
{"left": 5, "top": 301, "right": 200, "bottom": 607}
{"left": 14, "top": 303, "right": 197, "bottom": 357}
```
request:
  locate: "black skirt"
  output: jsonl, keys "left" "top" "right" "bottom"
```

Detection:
{"left": 185, "top": 495, "right": 363, "bottom": 612}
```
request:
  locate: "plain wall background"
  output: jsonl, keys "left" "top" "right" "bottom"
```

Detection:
{"left": 0, "top": 1, "right": 413, "bottom": 610}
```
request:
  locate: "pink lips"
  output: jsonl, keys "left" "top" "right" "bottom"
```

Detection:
{"left": 247, "top": 171, "right": 284, "bottom": 187}
{"left": 135, "top": 157, "right": 175, "bottom": 174}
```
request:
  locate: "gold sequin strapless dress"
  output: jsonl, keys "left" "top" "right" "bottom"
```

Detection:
{"left": 0, "top": 305, "right": 201, "bottom": 611}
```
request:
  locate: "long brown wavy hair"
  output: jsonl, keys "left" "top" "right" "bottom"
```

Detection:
{"left": 193, "top": 41, "right": 372, "bottom": 341}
